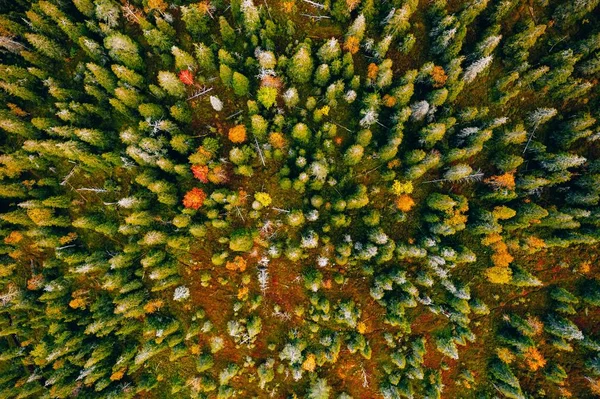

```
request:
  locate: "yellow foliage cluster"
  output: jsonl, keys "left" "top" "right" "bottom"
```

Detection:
{"left": 525, "top": 236, "right": 546, "bottom": 251}
{"left": 485, "top": 266, "right": 512, "bottom": 284}
{"left": 491, "top": 251, "right": 514, "bottom": 269}
{"left": 146, "top": 0, "right": 167, "bottom": 12}
{"left": 27, "top": 208, "right": 52, "bottom": 225}
{"left": 281, "top": 1, "right": 295, "bottom": 13}
{"left": 237, "top": 286, "right": 249, "bottom": 300}
{"left": 492, "top": 206, "right": 516, "bottom": 220}
{"left": 391, "top": 180, "right": 414, "bottom": 195}
{"left": 254, "top": 192, "right": 272, "bottom": 207}
{"left": 481, "top": 233, "right": 502, "bottom": 246}
{"left": 482, "top": 233, "right": 514, "bottom": 283}
{"left": 579, "top": 261, "right": 591, "bottom": 274}
{"left": 302, "top": 353, "right": 316, "bottom": 372}
{"left": 490, "top": 240, "right": 514, "bottom": 268}
{"left": 496, "top": 347, "right": 515, "bottom": 364}
{"left": 447, "top": 212, "right": 468, "bottom": 229}
{"left": 357, "top": 321, "right": 367, "bottom": 334}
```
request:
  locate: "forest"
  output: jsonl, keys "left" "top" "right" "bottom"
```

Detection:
{"left": 0, "top": 0, "right": 600, "bottom": 398}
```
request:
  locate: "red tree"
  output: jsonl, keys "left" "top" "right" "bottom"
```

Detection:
{"left": 179, "top": 70, "right": 194, "bottom": 85}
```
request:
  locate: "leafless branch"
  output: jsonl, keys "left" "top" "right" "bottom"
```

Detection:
{"left": 187, "top": 86, "right": 213, "bottom": 101}
{"left": 301, "top": 0, "right": 325, "bottom": 9}
{"left": 254, "top": 136, "right": 266, "bottom": 166}
{"left": 226, "top": 110, "right": 243, "bottom": 120}
{"left": 76, "top": 187, "right": 108, "bottom": 193}
{"left": 300, "top": 13, "right": 330, "bottom": 20}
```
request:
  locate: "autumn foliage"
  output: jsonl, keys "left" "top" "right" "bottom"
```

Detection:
{"left": 228, "top": 124, "right": 247, "bottom": 143}
{"left": 367, "top": 63, "right": 379, "bottom": 80}
{"left": 269, "top": 132, "right": 286, "bottom": 149}
{"left": 225, "top": 256, "right": 247, "bottom": 272}
{"left": 191, "top": 164, "right": 209, "bottom": 183}
{"left": 431, "top": 65, "right": 448, "bottom": 88}
{"left": 395, "top": 195, "right": 416, "bottom": 212}
{"left": 178, "top": 69, "right": 194, "bottom": 85}
{"left": 524, "top": 347, "right": 546, "bottom": 371}
{"left": 485, "top": 172, "right": 516, "bottom": 190}
{"left": 344, "top": 36, "right": 360, "bottom": 54}
{"left": 183, "top": 187, "right": 207, "bottom": 209}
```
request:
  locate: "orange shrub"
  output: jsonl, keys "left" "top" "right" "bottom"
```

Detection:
{"left": 191, "top": 164, "right": 209, "bottom": 183}
{"left": 110, "top": 369, "right": 126, "bottom": 381}
{"left": 344, "top": 36, "right": 360, "bottom": 54}
{"left": 346, "top": 0, "right": 361, "bottom": 11}
{"left": 226, "top": 256, "right": 247, "bottom": 272}
{"left": 431, "top": 65, "right": 448, "bottom": 87}
{"left": 69, "top": 297, "right": 86, "bottom": 309}
{"left": 491, "top": 250, "right": 514, "bottom": 268}
{"left": 4, "top": 231, "right": 23, "bottom": 244}
{"left": 144, "top": 299, "right": 164, "bottom": 314}
{"left": 383, "top": 94, "right": 397, "bottom": 107}
{"left": 269, "top": 132, "right": 286, "bottom": 149}
{"left": 524, "top": 347, "right": 546, "bottom": 371}
{"left": 183, "top": 187, "right": 207, "bottom": 209}
{"left": 395, "top": 195, "right": 415, "bottom": 212}
{"left": 367, "top": 63, "right": 379, "bottom": 80}
{"left": 485, "top": 173, "right": 516, "bottom": 190}
{"left": 228, "top": 124, "right": 247, "bottom": 143}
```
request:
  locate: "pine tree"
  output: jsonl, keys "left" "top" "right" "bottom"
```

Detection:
{"left": 25, "top": 33, "right": 66, "bottom": 60}
{"left": 194, "top": 43, "right": 216, "bottom": 72}
{"left": 158, "top": 71, "right": 186, "bottom": 98}
{"left": 219, "top": 16, "right": 236, "bottom": 45}
{"left": 241, "top": 0, "right": 261, "bottom": 33}
{"left": 104, "top": 33, "right": 144, "bottom": 71}
{"left": 288, "top": 44, "right": 314, "bottom": 84}
{"left": 232, "top": 72, "right": 250, "bottom": 96}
